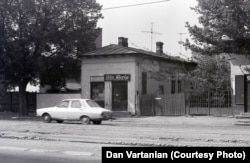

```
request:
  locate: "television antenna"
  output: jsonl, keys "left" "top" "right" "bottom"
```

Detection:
{"left": 177, "top": 32, "right": 186, "bottom": 55}
{"left": 142, "top": 22, "right": 162, "bottom": 51}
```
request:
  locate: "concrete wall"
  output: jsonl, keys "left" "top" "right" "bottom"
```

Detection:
{"left": 232, "top": 105, "right": 244, "bottom": 115}
{"left": 187, "top": 107, "right": 233, "bottom": 116}
{"left": 187, "top": 105, "right": 244, "bottom": 116}
{"left": 36, "top": 93, "right": 81, "bottom": 109}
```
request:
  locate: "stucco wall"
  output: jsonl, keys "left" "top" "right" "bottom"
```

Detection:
{"left": 81, "top": 57, "right": 138, "bottom": 114}
{"left": 139, "top": 58, "right": 186, "bottom": 96}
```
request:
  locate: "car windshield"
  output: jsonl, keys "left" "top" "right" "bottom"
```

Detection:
{"left": 86, "top": 100, "right": 100, "bottom": 108}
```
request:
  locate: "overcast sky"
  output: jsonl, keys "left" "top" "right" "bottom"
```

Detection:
{"left": 96, "top": 0, "right": 200, "bottom": 59}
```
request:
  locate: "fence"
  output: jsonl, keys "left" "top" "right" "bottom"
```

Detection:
{"left": 140, "top": 94, "right": 154, "bottom": 116}
{"left": 0, "top": 92, "right": 36, "bottom": 113}
{"left": 140, "top": 93, "right": 186, "bottom": 116}
{"left": 154, "top": 93, "right": 186, "bottom": 116}
{"left": 186, "top": 90, "right": 233, "bottom": 116}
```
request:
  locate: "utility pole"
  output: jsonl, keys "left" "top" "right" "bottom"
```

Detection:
{"left": 142, "top": 22, "right": 162, "bottom": 51}
{"left": 177, "top": 32, "right": 186, "bottom": 55}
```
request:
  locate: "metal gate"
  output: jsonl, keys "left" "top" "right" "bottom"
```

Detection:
{"left": 140, "top": 93, "right": 185, "bottom": 116}
{"left": 186, "top": 90, "right": 232, "bottom": 116}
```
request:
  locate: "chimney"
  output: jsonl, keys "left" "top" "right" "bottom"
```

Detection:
{"left": 156, "top": 42, "right": 164, "bottom": 54}
{"left": 118, "top": 37, "right": 128, "bottom": 47}
{"left": 94, "top": 28, "right": 102, "bottom": 49}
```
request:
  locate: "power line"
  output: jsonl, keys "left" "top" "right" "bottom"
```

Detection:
{"left": 102, "top": 0, "right": 170, "bottom": 10}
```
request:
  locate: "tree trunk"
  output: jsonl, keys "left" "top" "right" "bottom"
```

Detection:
{"left": 18, "top": 82, "right": 28, "bottom": 116}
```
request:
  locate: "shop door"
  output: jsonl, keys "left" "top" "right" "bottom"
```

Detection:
{"left": 112, "top": 82, "right": 128, "bottom": 111}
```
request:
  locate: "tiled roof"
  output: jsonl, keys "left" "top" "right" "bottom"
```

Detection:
{"left": 83, "top": 44, "right": 194, "bottom": 64}
{"left": 229, "top": 54, "right": 250, "bottom": 66}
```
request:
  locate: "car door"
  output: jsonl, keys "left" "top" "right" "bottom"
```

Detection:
{"left": 67, "top": 100, "right": 84, "bottom": 120}
{"left": 51, "top": 100, "right": 69, "bottom": 120}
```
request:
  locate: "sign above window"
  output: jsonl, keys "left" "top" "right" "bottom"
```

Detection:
{"left": 104, "top": 74, "right": 131, "bottom": 81}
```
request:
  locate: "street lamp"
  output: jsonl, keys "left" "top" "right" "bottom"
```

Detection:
{"left": 221, "top": 35, "right": 233, "bottom": 42}
{"left": 221, "top": 34, "right": 234, "bottom": 115}
{"left": 221, "top": 34, "right": 234, "bottom": 53}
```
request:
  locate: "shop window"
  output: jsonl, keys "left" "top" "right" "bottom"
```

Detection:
{"left": 142, "top": 72, "right": 147, "bottom": 94}
{"left": 91, "top": 82, "right": 104, "bottom": 107}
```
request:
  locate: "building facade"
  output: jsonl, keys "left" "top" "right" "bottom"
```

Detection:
{"left": 81, "top": 37, "right": 196, "bottom": 115}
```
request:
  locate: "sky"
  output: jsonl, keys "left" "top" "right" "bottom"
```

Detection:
{"left": 96, "top": 0, "right": 200, "bottom": 59}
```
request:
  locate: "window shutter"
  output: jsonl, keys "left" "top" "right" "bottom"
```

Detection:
{"left": 235, "top": 75, "right": 244, "bottom": 105}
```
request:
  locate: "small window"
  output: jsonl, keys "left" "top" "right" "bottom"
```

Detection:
{"left": 171, "top": 76, "right": 175, "bottom": 94}
{"left": 178, "top": 80, "right": 182, "bottom": 93}
{"left": 57, "top": 101, "right": 69, "bottom": 108}
{"left": 71, "top": 100, "right": 82, "bottom": 108}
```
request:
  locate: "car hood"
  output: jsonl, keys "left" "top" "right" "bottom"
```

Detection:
{"left": 37, "top": 107, "right": 112, "bottom": 112}
{"left": 36, "top": 107, "right": 54, "bottom": 116}
{"left": 37, "top": 107, "right": 54, "bottom": 111}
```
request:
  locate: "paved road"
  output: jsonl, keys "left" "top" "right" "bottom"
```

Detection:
{"left": 0, "top": 116, "right": 250, "bottom": 162}
{"left": 0, "top": 151, "right": 99, "bottom": 163}
{"left": 0, "top": 116, "right": 249, "bottom": 146}
{"left": 0, "top": 139, "right": 102, "bottom": 163}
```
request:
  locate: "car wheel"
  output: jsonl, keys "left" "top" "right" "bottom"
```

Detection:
{"left": 56, "top": 120, "right": 64, "bottom": 123}
{"left": 81, "top": 116, "right": 90, "bottom": 125}
{"left": 93, "top": 121, "right": 102, "bottom": 125}
{"left": 42, "top": 114, "right": 52, "bottom": 123}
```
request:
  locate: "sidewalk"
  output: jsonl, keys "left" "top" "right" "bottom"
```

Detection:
{"left": 0, "top": 112, "right": 40, "bottom": 121}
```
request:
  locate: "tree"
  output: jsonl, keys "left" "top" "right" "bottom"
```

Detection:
{"left": 187, "top": 53, "right": 230, "bottom": 93}
{"left": 184, "top": 0, "right": 250, "bottom": 55}
{"left": 0, "top": 0, "right": 102, "bottom": 116}
{"left": 40, "top": 56, "right": 81, "bottom": 92}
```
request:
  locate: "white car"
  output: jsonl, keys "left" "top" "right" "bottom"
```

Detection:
{"left": 36, "top": 99, "right": 113, "bottom": 125}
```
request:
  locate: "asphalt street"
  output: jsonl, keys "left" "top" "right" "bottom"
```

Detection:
{"left": 0, "top": 139, "right": 102, "bottom": 163}
{"left": 0, "top": 152, "right": 99, "bottom": 163}
{"left": 0, "top": 116, "right": 250, "bottom": 162}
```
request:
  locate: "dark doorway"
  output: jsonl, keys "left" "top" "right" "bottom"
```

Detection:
{"left": 112, "top": 82, "right": 128, "bottom": 111}
{"left": 245, "top": 75, "right": 250, "bottom": 112}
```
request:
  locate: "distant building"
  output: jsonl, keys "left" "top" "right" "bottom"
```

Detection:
{"left": 229, "top": 54, "right": 250, "bottom": 113}
{"left": 81, "top": 37, "right": 196, "bottom": 116}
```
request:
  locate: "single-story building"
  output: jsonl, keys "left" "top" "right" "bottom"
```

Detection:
{"left": 81, "top": 37, "right": 196, "bottom": 116}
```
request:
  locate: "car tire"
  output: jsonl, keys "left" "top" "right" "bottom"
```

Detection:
{"left": 56, "top": 120, "right": 64, "bottom": 123}
{"left": 93, "top": 121, "right": 102, "bottom": 125}
{"left": 80, "top": 116, "right": 90, "bottom": 125}
{"left": 42, "top": 114, "right": 52, "bottom": 123}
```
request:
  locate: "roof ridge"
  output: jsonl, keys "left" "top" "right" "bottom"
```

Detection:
{"left": 83, "top": 44, "right": 194, "bottom": 64}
